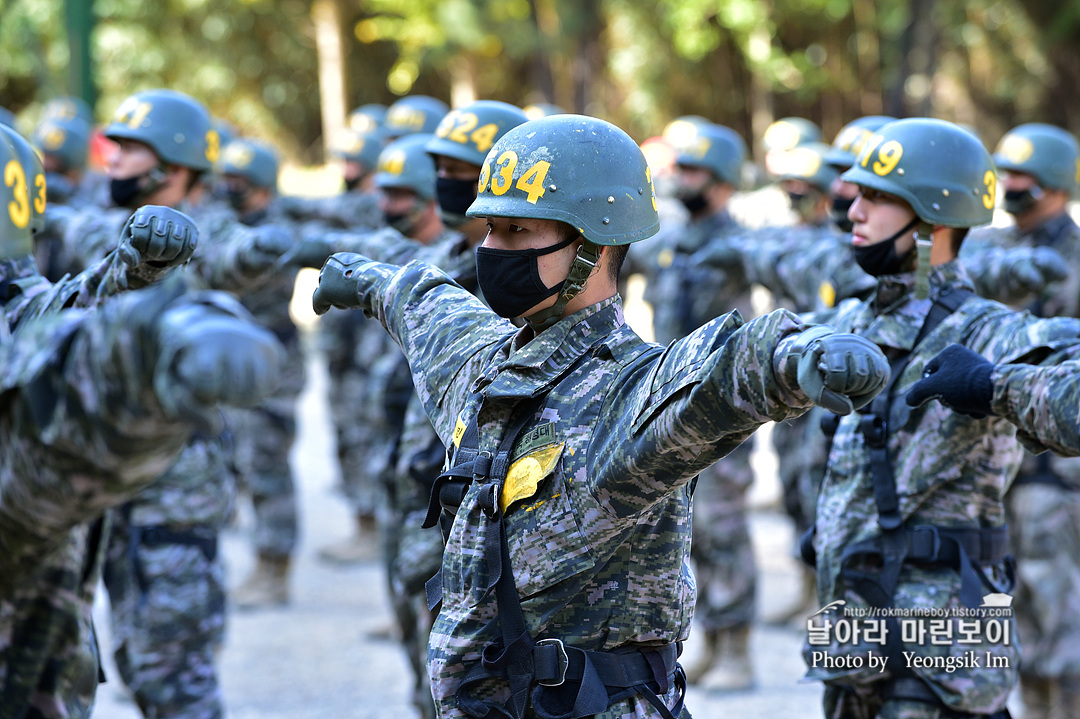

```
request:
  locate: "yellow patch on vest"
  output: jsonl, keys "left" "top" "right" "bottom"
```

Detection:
{"left": 452, "top": 416, "right": 467, "bottom": 449}
{"left": 818, "top": 280, "right": 837, "bottom": 308}
{"left": 500, "top": 442, "right": 565, "bottom": 514}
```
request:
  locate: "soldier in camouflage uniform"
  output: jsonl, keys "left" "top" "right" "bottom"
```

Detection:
{"left": 801, "top": 117, "right": 1080, "bottom": 719}
{"left": 958, "top": 123, "right": 1080, "bottom": 719}
{"left": 632, "top": 121, "right": 761, "bottom": 690}
{"left": 63, "top": 89, "right": 290, "bottom": 719}
{"left": 206, "top": 138, "right": 310, "bottom": 609}
{"left": 369, "top": 101, "right": 528, "bottom": 719}
{"left": 0, "top": 129, "right": 283, "bottom": 719}
{"left": 313, "top": 113, "right": 890, "bottom": 719}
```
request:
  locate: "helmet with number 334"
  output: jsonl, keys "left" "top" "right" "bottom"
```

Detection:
{"left": 466, "top": 114, "right": 660, "bottom": 246}
{"left": 103, "top": 89, "right": 217, "bottom": 173}
{"left": 841, "top": 118, "right": 996, "bottom": 229}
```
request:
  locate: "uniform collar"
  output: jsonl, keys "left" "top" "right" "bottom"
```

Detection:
{"left": 872, "top": 260, "right": 974, "bottom": 315}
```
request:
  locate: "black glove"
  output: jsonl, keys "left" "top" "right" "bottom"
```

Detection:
{"left": 287, "top": 234, "right": 334, "bottom": 269}
{"left": 312, "top": 252, "right": 373, "bottom": 315}
{"left": 796, "top": 330, "right": 890, "bottom": 415}
{"left": 904, "top": 343, "right": 995, "bottom": 418}
{"left": 153, "top": 296, "right": 283, "bottom": 433}
{"left": 118, "top": 205, "right": 198, "bottom": 267}
{"left": 241, "top": 224, "right": 294, "bottom": 273}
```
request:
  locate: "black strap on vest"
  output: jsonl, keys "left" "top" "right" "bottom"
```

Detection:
{"left": 423, "top": 396, "right": 684, "bottom": 719}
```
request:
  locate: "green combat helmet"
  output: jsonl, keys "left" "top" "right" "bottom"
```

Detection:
{"left": 763, "top": 117, "right": 822, "bottom": 152}
{"left": 103, "top": 89, "right": 217, "bottom": 173}
{"left": 383, "top": 95, "right": 449, "bottom": 138}
{"left": 0, "top": 107, "right": 17, "bottom": 129}
{"left": 329, "top": 127, "right": 384, "bottom": 175}
{"left": 426, "top": 100, "right": 529, "bottom": 168}
{"left": 662, "top": 115, "right": 711, "bottom": 154}
{"left": 33, "top": 115, "right": 92, "bottom": 172}
{"left": 348, "top": 104, "right": 388, "bottom": 136}
{"left": 43, "top": 96, "right": 95, "bottom": 125}
{"left": 0, "top": 131, "right": 34, "bottom": 258}
{"left": 842, "top": 117, "right": 996, "bottom": 297}
{"left": 222, "top": 139, "right": 279, "bottom": 190}
{"left": 467, "top": 114, "right": 660, "bottom": 328}
{"left": 675, "top": 122, "right": 747, "bottom": 186}
{"left": 0, "top": 125, "right": 47, "bottom": 237}
{"left": 992, "top": 123, "right": 1079, "bottom": 193}
{"left": 780, "top": 142, "right": 839, "bottom": 193}
{"left": 374, "top": 134, "right": 438, "bottom": 200}
{"left": 825, "top": 116, "right": 896, "bottom": 170}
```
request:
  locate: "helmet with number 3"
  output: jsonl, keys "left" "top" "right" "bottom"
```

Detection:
{"left": 674, "top": 122, "right": 747, "bottom": 187}
{"left": 841, "top": 118, "right": 995, "bottom": 228}
{"left": 992, "top": 123, "right": 1079, "bottom": 193}
{"left": 103, "top": 90, "right": 216, "bottom": 173}
{"left": 467, "top": 114, "right": 659, "bottom": 246}
{"left": 0, "top": 125, "right": 47, "bottom": 236}
{"left": 425, "top": 100, "right": 529, "bottom": 168}
{"left": 374, "top": 134, "right": 438, "bottom": 200}
{"left": 0, "top": 132, "right": 34, "bottom": 258}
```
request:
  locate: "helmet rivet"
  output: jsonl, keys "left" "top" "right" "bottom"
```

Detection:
{"left": 897, "top": 168, "right": 905, "bottom": 176}
{"left": 602, "top": 217, "right": 611, "bottom": 225}
{"left": 607, "top": 196, "right": 615, "bottom": 204}
{"left": 548, "top": 184, "right": 557, "bottom": 192}
{"left": 942, "top": 189, "right": 949, "bottom": 196}
{"left": 932, "top": 203, "right": 941, "bottom": 211}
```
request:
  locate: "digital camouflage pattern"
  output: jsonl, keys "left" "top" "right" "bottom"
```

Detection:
{"left": 277, "top": 190, "right": 384, "bottom": 232}
{"left": 0, "top": 279, "right": 278, "bottom": 719}
{"left": 805, "top": 260, "right": 1080, "bottom": 716}
{"left": 964, "top": 214, "right": 1080, "bottom": 690}
{"left": 344, "top": 256, "right": 846, "bottom": 718}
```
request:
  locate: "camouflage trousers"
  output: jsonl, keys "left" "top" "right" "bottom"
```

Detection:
{"left": 103, "top": 513, "right": 226, "bottom": 719}
{"left": 690, "top": 442, "right": 756, "bottom": 631}
{"left": 327, "top": 366, "right": 384, "bottom": 520}
{"left": 1006, "top": 481, "right": 1080, "bottom": 679}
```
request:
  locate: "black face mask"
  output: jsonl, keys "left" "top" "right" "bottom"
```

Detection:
{"left": 226, "top": 187, "right": 250, "bottom": 211}
{"left": 852, "top": 216, "right": 921, "bottom": 277}
{"left": 436, "top": 177, "right": 477, "bottom": 227}
{"left": 475, "top": 232, "right": 579, "bottom": 318}
{"left": 1003, "top": 187, "right": 1043, "bottom": 215}
{"left": 677, "top": 192, "right": 708, "bottom": 215}
{"left": 831, "top": 196, "right": 855, "bottom": 233}
{"left": 110, "top": 168, "right": 165, "bottom": 208}
{"left": 344, "top": 175, "right": 362, "bottom": 192}
{"left": 384, "top": 211, "right": 416, "bottom": 235}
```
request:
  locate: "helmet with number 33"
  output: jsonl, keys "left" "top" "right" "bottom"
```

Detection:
{"left": 0, "top": 125, "right": 47, "bottom": 237}
{"left": 841, "top": 118, "right": 995, "bottom": 228}
{"left": 0, "top": 131, "right": 33, "bottom": 258}
{"left": 466, "top": 114, "right": 660, "bottom": 246}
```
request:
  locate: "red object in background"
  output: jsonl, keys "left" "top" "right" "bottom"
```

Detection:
{"left": 89, "top": 128, "right": 116, "bottom": 171}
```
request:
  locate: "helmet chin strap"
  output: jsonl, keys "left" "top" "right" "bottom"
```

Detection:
{"left": 913, "top": 220, "right": 936, "bottom": 300}
{"left": 523, "top": 239, "right": 602, "bottom": 332}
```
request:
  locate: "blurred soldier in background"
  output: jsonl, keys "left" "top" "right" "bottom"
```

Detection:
{"left": 964, "top": 123, "right": 1080, "bottom": 719}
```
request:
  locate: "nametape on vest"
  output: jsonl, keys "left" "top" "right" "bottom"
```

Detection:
{"left": 512, "top": 421, "right": 558, "bottom": 462}
{"left": 500, "top": 442, "right": 565, "bottom": 514}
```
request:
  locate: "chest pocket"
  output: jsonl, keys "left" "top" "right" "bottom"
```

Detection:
{"left": 500, "top": 442, "right": 565, "bottom": 514}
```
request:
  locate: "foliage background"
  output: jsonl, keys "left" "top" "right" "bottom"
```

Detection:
{"left": 1, "top": 0, "right": 1078, "bottom": 161}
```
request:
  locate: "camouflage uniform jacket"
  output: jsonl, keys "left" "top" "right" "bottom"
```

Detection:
{"left": 278, "top": 190, "right": 383, "bottom": 231}
{"left": 807, "top": 260, "right": 1080, "bottom": 713}
{"left": 353, "top": 258, "right": 825, "bottom": 718}
{"left": 985, "top": 346, "right": 1080, "bottom": 458}
{"left": 0, "top": 290, "right": 204, "bottom": 719}
{"left": 738, "top": 222, "right": 875, "bottom": 313}
{"left": 643, "top": 209, "right": 754, "bottom": 344}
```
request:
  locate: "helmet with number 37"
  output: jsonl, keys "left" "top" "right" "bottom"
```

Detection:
{"left": 841, "top": 118, "right": 995, "bottom": 228}
{"left": 0, "top": 131, "right": 33, "bottom": 258}
{"left": 425, "top": 100, "right": 528, "bottom": 168}
{"left": 104, "top": 89, "right": 216, "bottom": 173}
{"left": 466, "top": 114, "right": 660, "bottom": 245}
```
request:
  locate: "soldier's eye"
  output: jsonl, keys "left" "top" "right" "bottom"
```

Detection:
{"left": 509, "top": 224, "right": 525, "bottom": 233}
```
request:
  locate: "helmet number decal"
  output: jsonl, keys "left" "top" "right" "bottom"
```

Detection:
{"left": 982, "top": 170, "right": 996, "bottom": 210}
{"left": 34, "top": 172, "right": 46, "bottom": 215}
{"left": 480, "top": 154, "right": 551, "bottom": 205}
{"left": 515, "top": 160, "right": 550, "bottom": 204}
{"left": 437, "top": 111, "right": 500, "bottom": 154}
{"left": 490, "top": 150, "right": 518, "bottom": 196}
{"left": 4, "top": 160, "right": 30, "bottom": 229}
{"left": 871, "top": 140, "right": 903, "bottom": 176}
{"left": 114, "top": 99, "right": 153, "bottom": 130}
{"left": 379, "top": 149, "right": 407, "bottom": 176}
{"left": 205, "top": 129, "right": 220, "bottom": 164}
